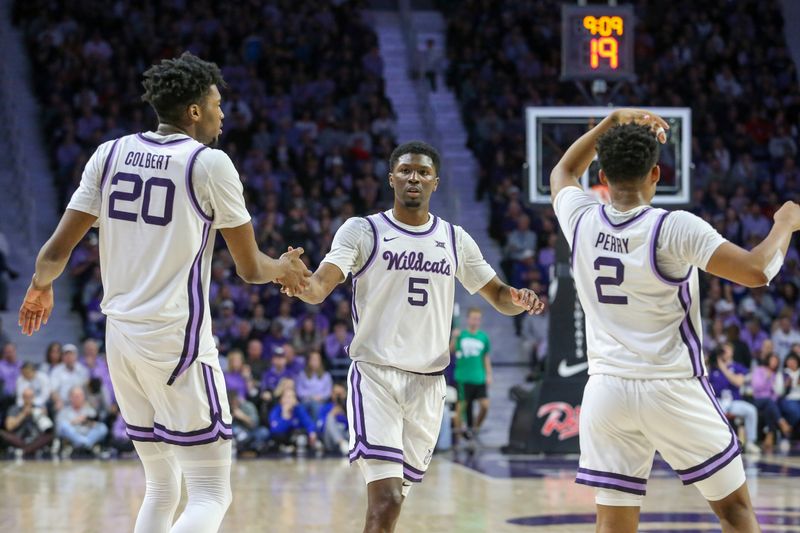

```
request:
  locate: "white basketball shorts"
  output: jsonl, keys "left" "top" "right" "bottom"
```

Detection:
{"left": 105, "top": 319, "right": 233, "bottom": 447}
{"left": 347, "top": 361, "right": 446, "bottom": 485}
{"left": 577, "top": 374, "right": 745, "bottom": 505}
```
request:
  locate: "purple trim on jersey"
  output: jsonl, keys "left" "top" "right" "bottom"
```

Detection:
{"left": 136, "top": 132, "right": 192, "bottom": 146}
{"left": 353, "top": 216, "right": 379, "bottom": 279}
{"left": 379, "top": 211, "right": 439, "bottom": 237}
{"left": 599, "top": 204, "right": 652, "bottom": 229}
{"left": 351, "top": 278, "right": 359, "bottom": 324}
{"left": 650, "top": 212, "right": 692, "bottom": 285}
{"left": 126, "top": 362, "right": 233, "bottom": 445}
{"left": 570, "top": 210, "right": 589, "bottom": 268}
{"left": 348, "top": 362, "right": 405, "bottom": 464}
{"left": 674, "top": 378, "right": 741, "bottom": 484}
{"left": 677, "top": 283, "right": 704, "bottom": 377}
{"left": 99, "top": 138, "right": 122, "bottom": 191}
{"left": 185, "top": 145, "right": 213, "bottom": 223}
{"left": 575, "top": 467, "right": 647, "bottom": 495}
{"left": 448, "top": 222, "right": 459, "bottom": 271}
{"left": 168, "top": 222, "right": 212, "bottom": 385}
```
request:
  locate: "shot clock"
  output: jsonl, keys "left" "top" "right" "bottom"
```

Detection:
{"left": 561, "top": 5, "right": 635, "bottom": 81}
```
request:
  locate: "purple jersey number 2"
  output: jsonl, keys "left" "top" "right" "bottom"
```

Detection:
{"left": 594, "top": 256, "right": 628, "bottom": 305}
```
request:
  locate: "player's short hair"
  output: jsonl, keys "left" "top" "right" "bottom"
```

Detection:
{"left": 596, "top": 123, "right": 660, "bottom": 184}
{"left": 467, "top": 307, "right": 482, "bottom": 316}
{"left": 390, "top": 141, "right": 441, "bottom": 175}
{"left": 141, "top": 52, "right": 226, "bottom": 125}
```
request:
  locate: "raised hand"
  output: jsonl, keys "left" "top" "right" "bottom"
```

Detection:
{"left": 774, "top": 201, "right": 800, "bottom": 232}
{"left": 510, "top": 287, "right": 545, "bottom": 315}
{"left": 19, "top": 278, "right": 54, "bottom": 336}
{"left": 610, "top": 108, "right": 670, "bottom": 144}
{"left": 276, "top": 246, "right": 312, "bottom": 296}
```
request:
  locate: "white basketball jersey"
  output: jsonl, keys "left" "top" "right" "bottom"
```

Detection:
{"left": 571, "top": 205, "right": 706, "bottom": 379}
{"left": 348, "top": 212, "right": 458, "bottom": 374}
{"left": 94, "top": 133, "right": 216, "bottom": 384}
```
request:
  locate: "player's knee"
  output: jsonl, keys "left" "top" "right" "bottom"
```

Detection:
{"left": 368, "top": 485, "right": 403, "bottom": 518}
{"left": 144, "top": 476, "right": 181, "bottom": 509}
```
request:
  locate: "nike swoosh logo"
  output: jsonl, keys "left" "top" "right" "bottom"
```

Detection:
{"left": 383, "top": 236, "right": 399, "bottom": 242}
{"left": 558, "top": 360, "right": 589, "bottom": 378}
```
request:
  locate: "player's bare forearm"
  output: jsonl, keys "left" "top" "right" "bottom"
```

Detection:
{"left": 288, "top": 262, "right": 343, "bottom": 304}
{"left": 707, "top": 202, "right": 800, "bottom": 288}
{"left": 33, "top": 209, "right": 97, "bottom": 287}
{"left": 477, "top": 276, "right": 544, "bottom": 316}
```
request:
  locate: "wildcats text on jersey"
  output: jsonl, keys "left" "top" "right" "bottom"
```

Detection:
{"left": 383, "top": 250, "right": 452, "bottom": 275}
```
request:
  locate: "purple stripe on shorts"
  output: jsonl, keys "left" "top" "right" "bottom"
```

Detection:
{"left": 448, "top": 222, "right": 458, "bottom": 271}
{"left": 202, "top": 363, "right": 219, "bottom": 417}
{"left": 599, "top": 204, "right": 652, "bottom": 229}
{"left": 153, "top": 421, "right": 233, "bottom": 445}
{"left": 672, "top": 378, "right": 742, "bottom": 485}
{"left": 136, "top": 132, "right": 192, "bottom": 146}
{"left": 185, "top": 145, "right": 212, "bottom": 222}
{"left": 349, "top": 441, "right": 404, "bottom": 464}
{"left": 650, "top": 212, "right": 692, "bottom": 285}
{"left": 575, "top": 468, "right": 647, "bottom": 495}
{"left": 575, "top": 477, "right": 647, "bottom": 496}
{"left": 570, "top": 210, "right": 589, "bottom": 268}
{"left": 168, "top": 222, "right": 212, "bottom": 385}
{"left": 99, "top": 138, "right": 122, "bottom": 191}
{"left": 349, "top": 363, "right": 363, "bottom": 437}
{"left": 379, "top": 212, "right": 439, "bottom": 237}
{"left": 126, "top": 425, "right": 157, "bottom": 441}
{"left": 353, "top": 216, "right": 379, "bottom": 279}
{"left": 677, "top": 284, "right": 702, "bottom": 376}
{"left": 403, "top": 467, "right": 424, "bottom": 483}
{"left": 403, "top": 461, "right": 426, "bottom": 482}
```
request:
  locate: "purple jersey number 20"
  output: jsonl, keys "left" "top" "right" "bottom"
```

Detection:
{"left": 108, "top": 172, "right": 175, "bottom": 226}
{"left": 594, "top": 256, "right": 628, "bottom": 305}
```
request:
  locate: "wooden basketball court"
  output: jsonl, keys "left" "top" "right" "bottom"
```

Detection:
{"left": 2, "top": 451, "right": 800, "bottom": 532}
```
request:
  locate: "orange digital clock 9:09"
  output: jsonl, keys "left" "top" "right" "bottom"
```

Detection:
{"left": 561, "top": 5, "right": 635, "bottom": 81}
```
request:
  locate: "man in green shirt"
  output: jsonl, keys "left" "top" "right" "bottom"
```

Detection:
{"left": 451, "top": 307, "right": 492, "bottom": 438}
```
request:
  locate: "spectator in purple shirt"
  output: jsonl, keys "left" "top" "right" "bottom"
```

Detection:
{"left": 260, "top": 350, "right": 293, "bottom": 402}
{"left": 224, "top": 350, "right": 253, "bottom": 401}
{"left": 282, "top": 344, "right": 305, "bottom": 376}
{"left": 740, "top": 319, "right": 769, "bottom": 358}
{"left": 751, "top": 353, "right": 793, "bottom": 451}
{"left": 0, "top": 343, "right": 21, "bottom": 412}
{"left": 708, "top": 343, "right": 760, "bottom": 454}
{"left": 296, "top": 351, "right": 333, "bottom": 419}
{"left": 324, "top": 321, "right": 352, "bottom": 361}
{"left": 81, "top": 339, "right": 113, "bottom": 404}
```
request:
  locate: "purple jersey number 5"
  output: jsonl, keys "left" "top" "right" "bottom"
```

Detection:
{"left": 594, "top": 256, "right": 628, "bottom": 305}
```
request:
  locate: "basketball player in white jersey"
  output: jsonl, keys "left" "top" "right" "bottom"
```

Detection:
{"left": 552, "top": 107, "right": 800, "bottom": 533}
{"left": 18, "top": 53, "right": 310, "bottom": 533}
{"left": 285, "top": 140, "right": 544, "bottom": 533}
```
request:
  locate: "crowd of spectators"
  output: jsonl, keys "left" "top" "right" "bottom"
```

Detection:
{"left": 5, "top": 0, "right": 401, "bottom": 458}
{"left": 441, "top": 0, "right": 800, "bottom": 447}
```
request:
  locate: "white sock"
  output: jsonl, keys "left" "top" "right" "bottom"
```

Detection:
{"left": 134, "top": 442, "right": 182, "bottom": 533}
{"left": 170, "top": 440, "right": 233, "bottom": 533}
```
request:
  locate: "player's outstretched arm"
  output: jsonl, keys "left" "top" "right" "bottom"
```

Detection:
{"left": 477, "top": 276, "right": 545, "bottom": 316}
{"left": 706, "top": 201, "right": 800, "bottom": 288}
{"left": 550, "top": 108, "right": 669, "bottom": 202}
{"left": 19, "top": 209, "right": 97, "bottom": 336}
{"left": 220, "top": 222, "right": 311, "bottom": 291}
{"left": 284, "top": 262, "right": 345, "bottom": 305}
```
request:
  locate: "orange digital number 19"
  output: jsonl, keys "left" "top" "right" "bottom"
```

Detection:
{"left": 590, "top": 37, "right": 618, "bottom": 69}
